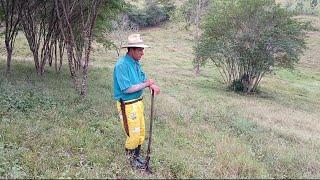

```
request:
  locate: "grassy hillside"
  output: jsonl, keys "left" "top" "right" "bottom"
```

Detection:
{"left": 1, "top": 16, "right": 320, "bottom": 178}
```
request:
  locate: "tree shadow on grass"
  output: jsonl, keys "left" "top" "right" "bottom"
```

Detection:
{"left": 193, "top": 77, "right": 277, "bottom": 102}
{"left": 229, "top": 88, "right": 277, "bottom": 101}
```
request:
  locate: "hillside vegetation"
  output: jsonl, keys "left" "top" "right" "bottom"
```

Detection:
{"left": 1, "top": 10, "right": 320, "bottom": 180}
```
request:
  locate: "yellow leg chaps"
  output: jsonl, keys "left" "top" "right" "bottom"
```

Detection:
{"left": 117, "top": 100, "right": 145, "bottom": 150}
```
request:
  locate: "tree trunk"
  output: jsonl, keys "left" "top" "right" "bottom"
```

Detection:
{"left": 54, "top": 40, "right": 58, "bottom": 71}
{"left": 58, "top": 40, "right": 64, "bottom": 71}
{"left": 66, "top": 42, "right": 77, "bottom": 85}
{"left": 1, "top": 0, "right": 24, "bottom": 75}
{"left": 80, "top": 31, "right": 92, "bottom": 96}
{"left": 80, "top": 0, "right": 100, "bottom": 97}
{"left": 80, "top": 56, "right": 89, "bottom": 96}
{"left": 55, "top": 0, "right": 101, "bottom": 96}
{"left": 55, "top": 0, "right": 78, "bottom": 88}
{"left": 5, "top": 44, "right": 12, "bottom": 75}
{"left": 20, "top": 1, "right": 42, "bottom": 75}
{"left": 33, "top": 50, "right": 40, "bottom": 74}
{"left": 194, "top": 0, "right": 201, "bottom": 75}
{"left": 241, "top": 74, "right": 257, "bottom": 93}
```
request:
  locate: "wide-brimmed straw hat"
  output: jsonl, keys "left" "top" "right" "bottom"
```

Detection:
{"left": 121, "top": 34, "right": 150, "bottom": 48}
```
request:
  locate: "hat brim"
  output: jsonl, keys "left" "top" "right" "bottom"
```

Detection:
{"left": 121, "top": 44, "right": 150, "bottom": 48}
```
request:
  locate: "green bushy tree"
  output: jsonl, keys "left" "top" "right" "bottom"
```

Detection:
{"left": 126, "top": 1, "right": 175, "bottom": 27}
{"left": 195, "top": 0, "right": 310, "bottom": 93}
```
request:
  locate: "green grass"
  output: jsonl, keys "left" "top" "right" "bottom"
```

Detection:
{"left": 1, "top": 16, "right": 320, "bottom": 178}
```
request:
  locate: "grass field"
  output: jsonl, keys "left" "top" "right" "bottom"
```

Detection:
{"left": 1, "top": 15, "right": 320, "bottom": 178}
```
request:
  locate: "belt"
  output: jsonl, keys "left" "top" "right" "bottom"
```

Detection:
{"left": 119, "top": 97, "right": 143, "bottom": 105}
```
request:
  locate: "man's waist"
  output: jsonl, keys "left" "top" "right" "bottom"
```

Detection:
{"left": 119, "top": 97, "right": 143, "bottom": 105}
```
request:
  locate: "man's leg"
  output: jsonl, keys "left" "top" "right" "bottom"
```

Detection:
{"left": 117, "top": 102, "right": 144, "bottom": 169}
{"left": 139, "top": 101, "right": 145, "bottom": 145}
{"left": 136, "top": 101, "right": 145, "bottom": 164}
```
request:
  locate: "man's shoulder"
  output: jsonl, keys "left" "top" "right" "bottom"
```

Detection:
{"left": 115, "top": 56, "right": 126, "bottom": 66}
{"left": 115, "top": 56, "right": 130, "bottom": 70}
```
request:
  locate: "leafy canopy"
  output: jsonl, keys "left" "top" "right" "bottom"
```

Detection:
{"left": 195, "top": 0, "right": 310, "bottom": 93}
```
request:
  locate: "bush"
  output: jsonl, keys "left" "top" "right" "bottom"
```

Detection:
{"left": 145, "top": 3, "right": 167, "bottom": 26}
{"left": 195, "top": 0, "right": 309, "bottom": 93}
{"left": 127, "top": 2, "right": 175, "bottom": 28}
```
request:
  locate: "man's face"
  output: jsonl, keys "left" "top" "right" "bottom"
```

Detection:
{"left": 131, "top": 47, "right": 144, "bottom": 61}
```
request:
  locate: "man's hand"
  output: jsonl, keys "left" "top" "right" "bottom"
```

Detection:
{"left": 149, "top": 84, "right": 160, "bottom": 95}
{"left": 144, "top": 79, "right": 154, "bottom": 87}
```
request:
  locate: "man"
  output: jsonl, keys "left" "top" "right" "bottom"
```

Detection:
{"left": 113, "top": 34, "right": 160, "bottom": 169}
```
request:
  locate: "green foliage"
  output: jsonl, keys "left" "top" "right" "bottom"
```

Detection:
{"left": 177, "top": 0, "right": 197, "bottom": 29}
{"left": 145, "top": 2, "right": 168, "bottom": 25}
{"left": 175, "top": 0, "right": 211, "bottom": 30}
{"left": 196, "top": 0, "right": 310, "bottom": 93}
{"left": 94, "top": 0, "right": 126, "bottom": 51}
{"left": 161, "top": 1, "right": 176, "bottom": 18}
{"left": 0, "top": 141, "right": 28, "bottom": 178}
{"left": 94, "top": 0, "right": 126, "bottom": 36}
{"left": 126, "top": 2, "right": 175, "bottom": 27}
{"left": 0, "top": 81, "right": 57, "bottom": 114}
{"left": 126, "top": 5, "right": 149, "bottom": 27}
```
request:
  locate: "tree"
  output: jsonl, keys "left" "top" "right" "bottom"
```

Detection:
{"left": 55, "top": 0, "right": 124, "bottom": 97}
{"left": 195, "top": 0, "right": 309, "bottom": 93}
{"left": 126, "top": 0, "right": 174, "bottom": 28}
{"left": 54, "top": 0, "right": 100, "bottom": 96}
{"left": 178, "top": 0, "right": 210, "bottom": 30}
{"left": 178, "top": 0, "right": 197, "bottom": 30}
{"left": 177, "top": 0, "right": 211, "bottom": 75}
{"left": 106, "top": 14, "right": 139, "bottom": 58}
{"left": 21, "top": 0, "right": 59, "bottom": 75}
{"left": 20, "top": 0, "right": 43, "bottom": 74}
{"left": 194, "top": 0, "right": 211, "bottom": 75}
{"left": 0, "top": 0, "right": 24, "bottom": 74}
{"left": 0, "top": 0, "right": 124, "bottom": 97}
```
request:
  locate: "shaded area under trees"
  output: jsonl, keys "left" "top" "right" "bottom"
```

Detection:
{"left": 0, "top": 0, "right": 124, "bottom": 97}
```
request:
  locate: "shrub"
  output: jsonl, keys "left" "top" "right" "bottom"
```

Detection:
{"left": 195, "top": 0, "right": 310, "bottom": 93}
{"left": 127, "top": 2, "right": 175, "bottom": 28}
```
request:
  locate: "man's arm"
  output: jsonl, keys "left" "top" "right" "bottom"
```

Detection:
{"left": 124, "top": 79, "right": 154, "bottom": 93}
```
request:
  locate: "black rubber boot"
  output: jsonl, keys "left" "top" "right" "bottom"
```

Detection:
{"left": 129, "top": 145, "right": 145, "bottom": 169}
{"left": 131, "top": 158, "right": 145, "bottom": 169}
{"left": 134, "top": 145, "right": 145, "bottom": 165}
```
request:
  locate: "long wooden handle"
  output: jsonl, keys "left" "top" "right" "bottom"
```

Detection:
{"left": 145, "top": 90, "right": 155, "bottom": 170}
